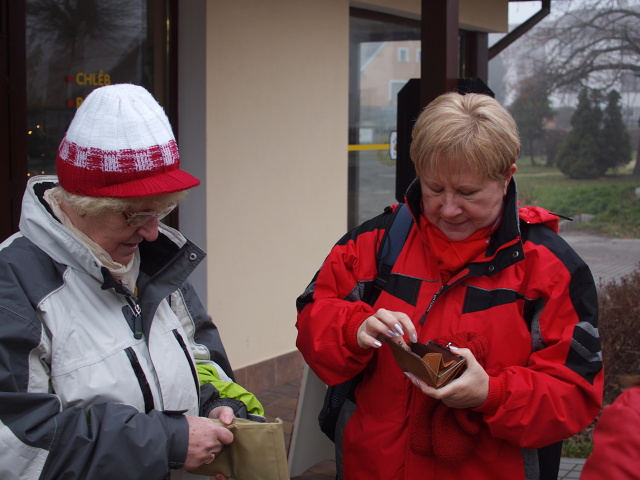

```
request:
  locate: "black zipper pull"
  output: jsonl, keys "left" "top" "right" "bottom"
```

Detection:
{"left": 124, "top": 296, "right": 143, "bottom": 339}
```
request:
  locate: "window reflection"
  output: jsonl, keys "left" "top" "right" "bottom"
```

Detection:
{"left": 349, "top": 10, "right": 420, "bottom": 228}
{"left": 25, "top": 0, "right": 169, "bottom": 177}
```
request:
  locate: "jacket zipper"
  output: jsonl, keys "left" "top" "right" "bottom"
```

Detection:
{"left": 124, "top": 347, "right": 155, "bottom": 413}
{"left": 172, "top": 329, "right": 201, "bottom": 403}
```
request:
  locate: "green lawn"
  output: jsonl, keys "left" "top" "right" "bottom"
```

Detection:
{"left": 514, "top": 162, "right": 640, "bottom": 238}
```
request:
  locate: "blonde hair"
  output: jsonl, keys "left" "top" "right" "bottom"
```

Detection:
{"left": 410, "top": 92, "right": 520, "bottom": 182}
{"left": 50, "top": 186, "right": 188, "bottom": 216}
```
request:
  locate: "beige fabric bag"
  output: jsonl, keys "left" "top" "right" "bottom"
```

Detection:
{"left": 189, "top": 418, "right": 290, "bottom": 480}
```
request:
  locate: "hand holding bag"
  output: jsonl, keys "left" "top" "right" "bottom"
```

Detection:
{"left": 189, "top": 417, "right": 290, "bottom": 479}
{"left": 385, "top": 339, "right": 466, "bottom": 388}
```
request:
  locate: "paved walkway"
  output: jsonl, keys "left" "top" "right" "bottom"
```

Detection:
{"left": 558, "top": 457, "right": 586, "bottom": 480}
{"left": 559, "top": 230, "right": 640, "bottom": 286}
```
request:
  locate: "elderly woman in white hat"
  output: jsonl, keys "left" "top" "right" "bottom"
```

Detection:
{"left": 0, "top": 84, "right": 261, "bottom": 480}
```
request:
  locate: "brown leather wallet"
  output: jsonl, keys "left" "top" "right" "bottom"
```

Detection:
{"left": 385, "top": 338, "right": 466, "bottom": 388}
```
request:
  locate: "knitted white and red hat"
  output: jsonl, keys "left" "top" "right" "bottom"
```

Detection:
{"left": 56, "top": 84, "right": 200, "bottom": 198}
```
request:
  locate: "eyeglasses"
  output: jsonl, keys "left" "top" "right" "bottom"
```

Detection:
{"left": 122, "top": 204, "right": 177, "bottom": 227}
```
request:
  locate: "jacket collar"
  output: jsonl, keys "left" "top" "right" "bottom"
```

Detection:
{"left": 22, "top": 176, "right": 204, "bottom": 296}
{"left": 404, "top": 177, "right": 524, "bottom": 279}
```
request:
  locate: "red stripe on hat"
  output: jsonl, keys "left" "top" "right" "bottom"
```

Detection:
{"left": 56, "top": 138, "right": 192, "bottom": 197}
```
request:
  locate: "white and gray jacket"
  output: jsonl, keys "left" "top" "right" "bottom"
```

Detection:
{"left": 0, "top": 176, "right": 234, "bottom": 480}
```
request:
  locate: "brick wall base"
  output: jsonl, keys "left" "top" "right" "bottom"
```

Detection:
{"left": 233, "top": 349, "right": 306, "bottom": 395}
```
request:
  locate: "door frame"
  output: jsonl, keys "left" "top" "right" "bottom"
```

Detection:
{"left": 0, "top": 0, "right": 27, "bottom": 241}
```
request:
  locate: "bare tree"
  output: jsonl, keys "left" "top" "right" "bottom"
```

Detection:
{"left": 516, "top": 0, "right": 640, "bottom": 92}
{"left": 509, "top": 0, "right": 640, "bottom": 175}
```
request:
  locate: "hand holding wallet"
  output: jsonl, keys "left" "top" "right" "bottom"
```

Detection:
{"left": 385, "top": 338, "right": 466, "bottom": 388}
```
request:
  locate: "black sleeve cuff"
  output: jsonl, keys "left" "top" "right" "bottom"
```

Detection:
{"left": 156, "top": 410, "right": 189, "bottom": 470}
{"left": 201, "top": 397, "right": 248, "bottom": 419}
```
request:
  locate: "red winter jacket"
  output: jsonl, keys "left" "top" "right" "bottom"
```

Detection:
{"left": 581, "top": 386, "right": 640, "bottom": 480}
{"left": 296, "top": 179, "right": 603, "bottom": 480}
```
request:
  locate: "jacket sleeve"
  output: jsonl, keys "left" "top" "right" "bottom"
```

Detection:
{"left": 0, "top": 254, "right": 189, "bottom": 480}
{"left": 474, "top": 227, "right": 604, "bottom": 448}
{"left": 295, "top": 211, "right": 394, "bottom": 386}
{"left": 581, "top": 387, "right": 640, "bottom": 480}
{"left": 197, "top": 364, "right": 265, "bottom": 417}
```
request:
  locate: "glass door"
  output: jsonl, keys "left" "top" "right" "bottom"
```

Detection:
{"left": 25, "top": 0, "right": 174, "bottom": 178}
{"left": 348, "top": 9, "right": 420, "bottom": 228}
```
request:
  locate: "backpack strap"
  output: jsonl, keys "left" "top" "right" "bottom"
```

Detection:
{"left": 367, "top": 203, "right": 414, "bottom": 307}
{"left": 317, "top": 203, "right": 414, "bottom": 443}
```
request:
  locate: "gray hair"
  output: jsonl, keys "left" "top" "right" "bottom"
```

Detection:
{"left": 49, "top": 186, "right": 188, "bottom": 216}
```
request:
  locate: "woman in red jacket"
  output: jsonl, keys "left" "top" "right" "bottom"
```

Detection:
{"left": 296, "top": 92, "right": 604, "bottom": 480}
{"left": 581, "top": 372, "right": 640, "bottom": 479}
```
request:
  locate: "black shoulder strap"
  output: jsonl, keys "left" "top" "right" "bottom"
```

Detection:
{"left": 367, "top": 203, "right": 414, "bottom": 306}
{"left": 317, "top": 203, "right": 414, "bottom": 443}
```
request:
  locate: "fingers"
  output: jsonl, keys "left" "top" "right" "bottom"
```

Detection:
{"left": 183, "top": 416, "right": 235, "bottom": 471}
{"left": 356, "top": 308, "right": 418, "bottom": 349}
{"left": 403, "top": 347, "right": 489, "bottom": 409}
{"left": 213, "top": 424, "right": 234, "bottom": 446}
{"left": 404, "top": 372, "right": 438, "bottom": 395}
{"left": 392, "top": 310, "right": 418, "bottom": 343}
{"left": 208, "top": 406, "right": 235, "bottom": 425}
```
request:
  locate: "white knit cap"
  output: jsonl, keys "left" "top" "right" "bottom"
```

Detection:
{"left": 56, "top": 83, "right": 199, "bottom": 198}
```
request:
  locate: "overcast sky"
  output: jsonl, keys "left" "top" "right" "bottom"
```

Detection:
{"left": 509, "top": 1, "right": 544, "bottom": 23}
{"left": 508, "top": 0, "right": 594, "bottom": 24}
{"left": 508, "top": 1, "right": 561, "bottom": 24}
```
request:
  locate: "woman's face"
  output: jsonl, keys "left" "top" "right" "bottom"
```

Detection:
{"left": 67, "top": 201, "right": 165, "bottom": 265}
{"left": 419, "top": 164, "right": 516, "bottom": 242}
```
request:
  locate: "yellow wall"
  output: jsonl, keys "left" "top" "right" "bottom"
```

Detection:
{"left": 204, "top": 0, "right": 349, "bottom": 368}
{"left": 353, "top": 0, "right": 509, "bottom": 33}
{"left": 351, "top": 0, "right": 420, "bottom": 18}
{"left": 183, "top": 0, "right": 509, "bottom": 370}
{"left": 460, "top": 0, "right": 508, "bottom": 32}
